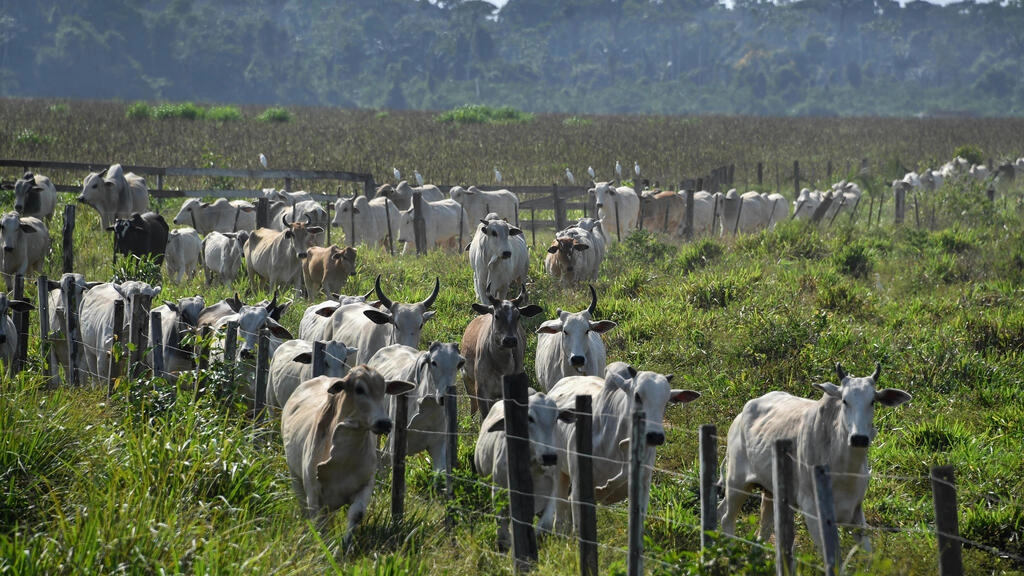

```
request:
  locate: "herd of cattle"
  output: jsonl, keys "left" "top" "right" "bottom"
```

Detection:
{"left": 13, "top": 157, "right": 1004, "bottom": 562}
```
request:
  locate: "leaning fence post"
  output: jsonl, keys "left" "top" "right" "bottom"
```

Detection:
{"left": 683, "top": 189, "right": 694, "bottom": 241}
{"left": 391, "top": 383, "right": 409, "bottom": 525}
{"left": 504, "top": 372, "right": 538, "bottom": 572}
{"left": 383, "top": 196, "right": 394, "bottom": 256}
{"left": 699, "top": 424, "right": 718, "bottom": 551}
{"left": 575, "top": 395, "right": 598, "bottom": 576}
{"left": 773, "top": 439, "right": 796, "bottom": 576}
{"left": 931, "top": 465, "right": 962, "bottom": 576}
{"left": 62, "top": 204, "right": 75, "bottom": 274}
{"left": 615, "top": 202, "right": 622, "bottom": 241}
{"left": 108, "top": 299, "right": 125, "bottom": 398}
{"left": 813, "top": 465, "right": 840, "bottom": 575}
{"left": 37, "top": 276, "right": 56, "bottom": 385}
{"left": 12, "top": 275, "right": 29, "bottom": 376}
{"left": 150, "top": 310, "right": 165, "bottom": 380}
{"left": 254, "top": 328, "right": 271, "bottom": 420}
{"left": 894, "top": 186, "right": 906, "bottom": 225}
{"left": 627, "top": 407, "right": 646, "bottom": 576}
{"left": 62, "top": 274, "right": 82, "bottom": 387}
{"left": 444, "top": 356, "right": 459, "bottom": 543}
{"left": 553, "top": 185, "right": 567, "bottom": 232}
{"left": 223, "top": 321, "right": 238, "bottom": 386}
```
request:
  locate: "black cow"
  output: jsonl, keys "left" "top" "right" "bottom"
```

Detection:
{"left": 108, "top": 211, "right": 170, "bottom": 264}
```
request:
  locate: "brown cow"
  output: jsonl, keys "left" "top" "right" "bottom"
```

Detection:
{"left": 302, "top": 245, "right": 357, "bottom": 298}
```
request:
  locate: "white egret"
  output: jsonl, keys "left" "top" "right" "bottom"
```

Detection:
{"left": 588, "top": 165, "right": 596, "bottom": 179}
{"left": 565, "top": 168, "right": 575, "bottom": 185}
{"left": 259, "top": 153, "right": 268, "bottom": 169}
{"left": 414, "top": 169, "right": 424, "bottom": 186}
{"left": 634, "top": 161, "right": 641, "bottom": 177}
{"left": 615, "top": 160, "right": 623, "bottom": 178}
{"left": 494, "top": 166, "right": 502, "bottom": 184}
{"left": 393, "top": 167, "right": 401, "bottom": 181}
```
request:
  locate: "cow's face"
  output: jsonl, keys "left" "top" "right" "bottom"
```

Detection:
{"left": 396, "top": 209, "right": 416, "bottom": 244}
{"left": 323, "top": 340, "right": 357, "bottom": 378}
{"left": 388, "top": 302, "right": 435, "bottom": 348}
{"left": 284, "top": 221, "right": 322, "bottom": 260}
{"left": 526, "top": 394, "right": 573, "bottom": 467}
{"left": 327, "top": 367, "right": 414, "bottom": 435}
{"left": 13, "top": 175, "right": 40, "bottom": 214}
{"left": 622, "top": 370, "right": 700, "bottom": 446}
{"left": 537, "top": 309, "right": 615, "bottom": 374}
{"left": 172, "top": 198, "right": 202, "bottom": 226}
{"left": 0, "top": 212, "right": 25, "bottom": 253}
{"left": 589, "top": 181, "right": 615, "bottom": 208}
{"left": 474, "top": 298, "right": 542, "bottom": 350}
{"left": 478, "top": 219, "right": 521, "bottom": 260}
{"left": 332, "top": 197, "right": 356, "bottom": 228}
{"left": 814, "top": 363, "right": 911, "bottom": 449}
{"left": 422, "top": 342, "right": 464, "bottom": 405}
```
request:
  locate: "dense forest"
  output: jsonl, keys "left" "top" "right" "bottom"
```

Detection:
{"left": 1, "top": 0, "right": 1023, "bottom": 116}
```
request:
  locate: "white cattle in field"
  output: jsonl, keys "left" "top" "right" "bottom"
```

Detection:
{"left": 449, "top": 185, "right": 520, "bottom": 225}
{"left": 461, "top": 293, "right": 544, "bottom": 421}
{"left": 201, "top": 231, "right": 248, "bottom": 285}
{"left": 244, "top": 215, "right": 323, "bottom": 293}
{"left": 719, "top": 363, "right": 911, "bottom": 559}
{"left": 475, "top": 392, "right": 575, "bottom": 551}
{"left": 0, "top": 212, "right": 50, "bottom": 292}
{"left": 0, "top": 293, "right": 34, "bottom": 366}
{"left": 570, "top": 217, "right": 607, "bottom": 263}
{"left": 687, "top": 191, "right": 724, "bottom": 237}
{"left": 78, "top": 163, "right": 149, "bottom": 229}
{"left": 639, "top": 189, "right": 686, "bottom": 236}
{"left": 534, "top": 286, "right": 616, "bottom": 391}
{"left": 970, "top": 163, "right": 990, "bottom": 183}
{"left": 209, "top": 300, "right": 293, "bottom": 365}
{"left": 265, "top": 200, "right": 329, "bottom": 235}
{"left": 45, "top": 273, "right": 101, "bottom": 381}
{"left": 281, "top": 370, "right": 414, "bottom": 544}
{"left": 793, "top": 188, "right": 827, "bottom": 222}
{"left": 720, "top": 190, "right": 785, "bottom": 234}
{"left": 164, "top": 227, "right": 202, "bottom": 284}
{"left": 589, "top": 180, "right": 639, "bottom": 241}
{"left": 396, "top": 198, "right": 470, "bottom": 252}
{"left": 940, "top": 157, "right": 968, "bottom": 179}
{"left": 368, "top": 342, "right": 464, "bottom": 471}
{"left": 10, "top": 172, "right": 57, "bottom": 222}
{"left": 79, "top": 281, "right": 161, "bottom": 383}
{"left": 544, "top": 226, "right": 601, "bottom": 286}
{"left": 379, "top": 180, "right": 445, "bottom": 211}
{"left": 330, "top": 275, "right": 439, "bottom": 365}
{"left": 297, "top": 293, "right": 374, "bottom": 342}
{"left": 822, "top": 181, "right": 862, "bottom": 222}
{"left": 468, "top": 215, "right": 529, "bottom": 304}
{"left": 332, "top": 195, "right": 399, "bottom": 248}
{"left": 260, "top": 188, "right": 314, "bottom": 206}
{"left": 266, "top": 339, "right": 358, "bottom": 409}
{"left": 545, "top": 362, "right": 700, "bottom": 532}
{"left": 149, "top": 295, "right": 205, "bottom": 375}
{"left": 919, "top": 169, "right": 944, "bottom": 191}
{"left": 172, "top": 198, "right": 257, "bottom": 234}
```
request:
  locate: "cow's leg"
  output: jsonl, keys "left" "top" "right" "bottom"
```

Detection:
{"left": 426, "top": 439, "right": 447, "bottom": 473}
{"left": 494, "top": 485, "right": 511, "bottom": 552}
{"left": 757, "top": 490, "right": 775, "bottom": 541}
{"left": 717, "top": 480, "right": 750, "bottom": 536}
{"left": 536, "top": 478, "right": 556, "bottom": 537}
{"left": 343, "top": 481, "right": 375, "bottom": 549}
{"left": 553, "top": 469, "right": 573, "bottom": 535}
{"left": 851, "top": 501, "right": 873, "bottom": 553}
{"left": 800, "top": 493, "right": 825, "bottom": 559}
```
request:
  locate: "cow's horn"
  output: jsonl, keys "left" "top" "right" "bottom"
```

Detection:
{"left": 512, "top": 287, "right": 527, "bottom": 307}
{"left": 304, "top": 213, "right": 311, "bottom": 224}
{"left": 98, "top": 167, "right": 108, "bottom": 177}
{"left": 871, "top": 362, "right": 881, "bottom": 382}
{"left": 422, "top": 277, "right": 440, "bottom": 309}
{"left": 281, "top": 212, "right": 291, "bottom": 228}
{"left": 374, "top": 274, "right": 394, "bottom": 309}
{"left": 835, "top": 363, "right": 847, "bottom": 381}
{"left": 268, "top": 289, "right": 279, "bottom": 311}
{"left": 587, "top": 284, "right": 598, "bottom": 316}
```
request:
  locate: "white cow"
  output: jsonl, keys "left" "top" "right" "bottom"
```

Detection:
{"left": 281, "top": 370, "right": 414, "bottom": 545}
{"left": 589, "top": 181, "right": 639, "bottom": 241}
{"left": 79, "top": 282, "right": 161, "bottom": 383}
{"left": 639, "top": 189, "right": 686, "bottom": 236}
{"left": 367, "top": 342, "right": 464, "bottom": 471}
{"left": 164, "top": 227, "right": 202, "bottom": 284}
{"left": 0, "top": 293, "right": 34, "bottom": 367}
{"left": 45, "top": 273, "right": 100, "bottom": 382}
{"left": 77, "top": 163, "right": 149, "bottom": 229}
{"left": 330, "top": 275, "right": 439, "bottom": 365}
{"left": 449, "top": 185, "right": 520, "bottom": 225}
{"left": 244, "top": 214, "right": 323, "bottom": 293}
{"left": 202, "top": 231, "right": 249, "bottom": 286}
{"left": 172, "top": 198, "right": 257, "bottom": 234}
{"left": 297, "top": 293, "right": 374, "bottom": 342}
{"left": 719, "top": 363, "right": 911, "bottom": 559}
{"left": 720, "top": 190, "right": 782, "bottom": 235}
{"left": 332, "top": 195, "right": 399, "bottom": 248}
{"left": 396, "top": 198, "right": 470, "bottom": 253}
{"left": 468, "top": 215, "right": 529, "bottom": 304}
{"left": 688, "top": 191, "right": 724, "bottom": 237}
{"left": 260, "top": 188, "right": 314, "bottom": 206}
{"left": 545, "top": 362, "right": 700, "bottom": 532}
{"left": 534, "top": 286, "right": 616, "bottom": 391}
{"left": 570, "top": 217, "right": 607, "bottom": 266}
{"left": 266, "top": 339, "right": 358, "bottom": 409}
{"left": 544, "top": 226, "right": 602, "bottom": 286}
{"left": 11, "top": 172, "right": 57, "bottom": 222}
{"left": 0, "top": 212, "right": 50, "bottom": 292}
{"left": 379, "top": 180, "right": 445, "bottom": 211}
{"left": 474, "top": 392, "right": 575, "bottom": 551}
{"left": 267, "top": 200, "right": 329, "bottom": 235}
{"left": 149, "top": 296, "right": 205, "bottom": 375}
{"left": 822, "top": 181, "right": 862, "bottom": 223}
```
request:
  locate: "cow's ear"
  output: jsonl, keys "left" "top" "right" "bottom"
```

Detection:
{"left": 284, "top": 230, "right": 294, "bottom": 238}
{"left": 509, "top": 227, "right": 523, "bottom": 236}
{"left": 331, "top": 252, "right": 343, "bottom": 261}
{"left": 327, "top": 378, "right": 346, "bottom": 394}
{"left": 422, "top": 310, "right": 436, "bottom": 322}
{"left": 8, "top": 300, "right": 35, "bottom": 312}
{"left": 308, "top": 226, "right": 324, "bottom": 235}
{"left": 546, "top": 244, "right": 558, "bottom": 254}
{"left": 315, "top": 305, "right": 340, "bottom": 317}
{"left": 351, "top": 207, "right": 360, "bottom": 214}
{"left": 486, "top": 418, "right": 506, "bottom": 433}
{"left": 163, "top": 300, "right": 178, "bottom": 312}
{"left": 266, "top": 320, "right": 293, "bottom": 340}
{"left": 385, "top": 379, "right": 416, "bottom": 395}
{"left": 46, "top": 279, "right": 61, "bottom": 290}
{"left": 292, "top": 352, "right": 313, "bottom": 364}
{"left": 589, "top": 320, "right": 617, "bottom": 334}
{"left": 535, "top": 319, "right": 562, "bottom": 334}
{"left": 813, "top": 382, "right": 842, "bottom": 399}
{"left": 875, "top": 388, "right": 912, "bottom": 407}
{"left": 519, "top": 304, "right": 544, "bottom": 318}
{"left": 471, "top": 302, "right": 492, "bottom": 316}
{"left": 105, "top": 225, "right": 115, "bottom": 231}
{"left": 669, "top": 389, "right": 701, "bottom": 404}
{"left": 558, "top": 409, "right": 577, "bottom": 424}
{"left": 363, "top": 308, "right": 392, "bottom": 325}
{"left": 86, "top": 282, "right": 102, "bottom": 288}
{"left": 573, "top": 242, "right": 589, "bottom": 251}
{"left": 465, "top": 242, "right": 473, "bottom": 252}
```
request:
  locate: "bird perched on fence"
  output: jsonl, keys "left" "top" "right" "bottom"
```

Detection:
{"left": 615, "top": 160, "right": 623, "bottom": 179}
{"left": 393, "top": 167, "right": 401, "bottom": 182}
{"left": 565, "top": 168, "right": 575, "bottom": 185}
{"left": 634, "top": 161, "right": 641, "bottom": 177}
{"left": 414, "top": 169, "right": 424, "bottom": 186}
{"left": 259, "top": 153, "right": 268, "bottom": 169}
{"left": 588, "top": 166, "right": 596, "bottom": 179}
{"left": 494, "top": 167, "right": 502, "bottom": 184}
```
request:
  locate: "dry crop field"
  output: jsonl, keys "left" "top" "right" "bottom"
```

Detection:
{"left": 1, "top": 99, "right": 1023, "bottom": 575}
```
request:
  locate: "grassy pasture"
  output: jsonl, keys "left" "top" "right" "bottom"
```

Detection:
{"left": 1, "top": 99, "right": 1023, "bottom": 574}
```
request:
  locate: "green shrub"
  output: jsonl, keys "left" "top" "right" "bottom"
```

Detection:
{"left": 125, "top": 101, "right": 152, "bottom": 120}
{"left": 257, "top": 107, "right": 292, "bottom": 122}
{"left": 154, "top": 102, "right": 205, "bottom": 120}
{"left": 111, "top": 253, "right": 163, "bottom": 285}
{"left": 953, "top": 144, "right": 984, "bottom": 166}
{"left": 205, "top": 105, "right": 242, "bottom": 121}
{"left": 435, "top": 104, "right": 533, "bottom": 124}
{"left": 14, "top": 128, "right": 53, "bottom": 145}
{"left": 832, "top": 241, "right": 874, "bottom": 278}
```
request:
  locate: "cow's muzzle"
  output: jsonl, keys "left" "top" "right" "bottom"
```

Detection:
{"left": 297, "top": 252, "right": 308, "bottom": 259}
{"left": 850, "top": 434, "right": 870, "bottom": 448}
{"left": 2, "top": 246, "right": 12, "bottom": 253}
{"left": 595, "top": 203, "right": 604, "bottom": 208}
{"left": 646, "top": 431, "right": 665, "bottom": 446}
{"left": 373, "top": 419, "right": 393, "bottom": 435}
{"left": 569, "top": 355, "right": 585, "bottom": 368}
{"left": 541, "top": 453, "right": 557, "bottom": 467}
{"left": 501, "top": 250, "right": 511, "bottom": 259}
{"left": 501, "top": 336, "right": 518, "bottom": 348}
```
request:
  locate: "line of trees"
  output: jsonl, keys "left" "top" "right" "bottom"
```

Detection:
{"left": 1, "top": 0, "right": 1022, "bottom": 116}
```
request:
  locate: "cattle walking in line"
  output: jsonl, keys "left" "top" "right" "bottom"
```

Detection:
{"left": 0, "top": 293, "right": 34, "bottom": 368}
{"left": 244, "top": 214, "right": 323, "bottom": 294}
{"left": 78, "top": 163, "right": 149, "bottom": 229}
{"left": 201, "top": 231, "right": 249, "bottom": 286}
{"left": 281, "top": 370, "right": 414, "bottom": 546}
{"left": 109, "top": 211, "right": 170, "bottom": 265}
{"left": 79, "top": 281, "right": 161, "bottom": 383}
{"left": 266, "top": 339, "right": 358, "bottom": 409}
{"left": 379, "top": 180, "right": 445, "bottom": 211}
{"left": 164, "top": 227, "right": 202, "bottom": 284}
{"left": 461, "top": 292, "right": 543, "bottom": 422}
{"left": 718, "top": 363, "right": 911, "bottom": 559}
{"left": 544, "top": 362, "right": 701, "bottom": 533}
{"left": 474, "top": 391, "right": 575, "bottom": 552}
{"left": 467, "top": 214, "right": 529, "bottom": 304}
{"left": 172, "top": 198, "right": 257, "bottom": 234}
{"left": 367, "top": 342, "right": 464, "bottom": 471}
{"left": 332, "top": 195, "right": 399, "bottom": 248}
{"left": 0, "top": 211, "right": 50, "bottom": 292}
{"left": 449, "top": 185, "right": 520, "bottom": 225}
{"left": 6, "top": 172, "right": 57, "bottom": 222}
{"left": 534, "top": 286, "right": 616, "bottom": 391}
{"left": 589, "top": 181, "right": 640, "bottom": 241}
{"left": 396, "top": 198, "right": 471, "bottom": 253}
{"left": 302, "top": 245, "right": 357, "bottom": 299}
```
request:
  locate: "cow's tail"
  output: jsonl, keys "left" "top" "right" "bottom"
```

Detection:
{"left": 715, "top": 459, "right": 726, "bottom": 499}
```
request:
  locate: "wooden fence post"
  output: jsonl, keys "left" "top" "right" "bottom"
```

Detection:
{"left": 62, "top": 273, "right": 82, "bottom": 387}
{"left": 62, "top": 204, "right": 75, "bottom": 274}
{"left": 129, "top": 293, "right": 150, "bottom": 379}
{"left": 699, "top": 424, "right": 718, "bottom": 551}
{"left": 684, "top": 189, "right": 694, "bottom": 241}
{"left": 773, "top": 439, "right": 796, "bottom": 576}
{"left": 793, "top": 160, "right": 800, "bottom": 197}
{"left": 108, "top": 299, "right": 125, "bottom": 397}
{"left": 813, "top": 465, "right": 840, "bottom": 575}
{"left": 931, "top": 465, "right": 962, "bottom": 576}
{"left": 150, "top": 310, "right": 165, "bottom": 380}
{"left": 12, "top": 275, "right": 29, "bottom": 376}
{"left": 223, "top": 321, "right": 238, "bottom": 387}
{"left": 894, "top": 186, "right": 906, "bottom": 225}
{"left": 553, "top": 185, "right": 567, "bottom": 232}
{"left": 350, "top": 196, "right": 358, "bottom": 247}
{"left": 391, "top": 382, "right": 409, "bottom": 525}
{"left": 757, "top": 162, "right": 764, "bottom": 186}
{"left": 311, "top": 340, "right": 326, "bottom": 377}
{"left": 254, "top": 328, "right": 271, "bottom": 421}
{"left": 412, "top": 191, "right": 427, "bottom": 256}
{"left": 383, "top": 197, "right": 395, "bottom": 256}
{"left": 256, "top": 197, "right": 269, "bottom": 229}
{"left": 504, "top": 372, "right": 538, "bottom": 572}
{"left": 627, "top": 408, "right": 646, "bottom": 576}
{"left": 575, "top": 395, "right": 598, "bottom": 576}
{"left": 37, "top": 276, "right": 56, "bottom": 385}
{"left": 444, "top": 359, "right": 459, "bottom": 543}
